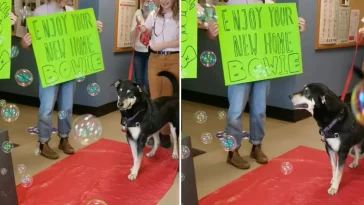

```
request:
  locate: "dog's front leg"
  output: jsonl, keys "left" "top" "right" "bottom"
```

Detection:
{"left": 146, "top": 132, "right": 160, "bottom": 157}
{"left": 169, "top": 122, "right": 179, "bottom": 159}
{"left": 349, "top": 144, "right": 361, "bottom": 168}
{"left": 328, "top": 151, "right": 348, "bottom": 195}
{"left": 326, "top": 145, "right": 336, "bottom": 185}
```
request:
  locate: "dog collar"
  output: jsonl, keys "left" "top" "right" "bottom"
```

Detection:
{"left": 319, "top": 108, "right": 345, "bottom": 140}
{"left": 121, "top": 110, "right": 141, "bottom": 128}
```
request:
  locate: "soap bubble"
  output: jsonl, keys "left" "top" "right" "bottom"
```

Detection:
{"left": 195, "top": 111, "right": 207, "bottom": 123}
{"left": 217, "top": 110, "right": 226, "bottom": 120}
{"left": 0, "top": 99, "right": 6, "bottom": 107}
{"left": 200, "top": 132, "right": 213, "bottom": 144}
{"left": 34, "top": 148, "right": 41, "bottom": 156}
{"left": 86, "top": 199, "right": 108, "bottom": 205}
{"left": 200, "top": 51, "right": 217, "bottom": 67}
{"left": 197, "top": 3, "right": 217, "bottom": 27}
{"left": 0, "top": 168, "right": 7, "bottom": 175}
{"left": 75, "top": 73, "right": 85, "bottom": 83}
{"left": 351, "top": 80, "right": 364, "bottom": 125}
{"left": 181, "top": 173, "right": 185, "bottom": 182}
{"left": 281, "top": 162, "right": 293, "bottom": 175}
{"left": 11, "top": 46, "right": 19, "bottom": 58}
{"left": 17, "top": 164, "right": 26, "bottom": 174}
{"left": 20, "top": 174, "right": 33, "bottom": 187}
{"left": 181, "top": 145, "right": 190, "bottom": 159}
{"left": 1, "top": 141, "right": 13, "bottom": 153}
{"left": 220, "top": 135, "right": 237, "bottom": 151}
{"left": 58, "top": 111, "right": 67, "bottom": 120}
{"left": 215, "top": 131, "right": 225, "bottom": 140}
{"left": 1, "top": 104, "right": 20, "bottom": 122}
{"left": 73, "top": 114, "right": 102, "bottom": 145}
{"left": 143, "top": 0, "right": 157, "bottom": 16}
{"left": 15, "top": 69, "right": 33, "bottom": 87}
{"left": 87, "top": 83, "right": 100, "bottom": 96}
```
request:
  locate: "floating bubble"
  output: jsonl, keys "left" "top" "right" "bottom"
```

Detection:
{"left": 17, "top": 164, "right": 26, "bottom": 174}
{"left": 20, "top": 174, "right": 33, "bottom": 188}
{"left": 15, "top": 69, "right": 33, "bottom": 87}
{"left": 217, "top": 110, "right": 226, "bottom": 120}
{"left": 1, "top": 141, "right": 13, "bottom": 153}
{"left": 200, "top": 51, "right": 217, "bottom": 67}
{"left": 195, "top": 111, "right": 207, "bottom": 123}
{"left": 87, "top": 83, "right": 100, "bottom": 96}
{"left": 215, "top": 131, "right": 225, "bottom": 140}
{"left": 143, "top": 0, "right": 157, "bottom": 16}
{"left": 86, "top": 199, "right": 108, "bottom": 205}
{"left": 181, "top": 145, "right": 190, "bottom": 159}
{"left": 0, "top": 99, "right": 6, "bottom": 107}
{"left": 34, "top": 148, "right": 41, "bottom": 156}
{"left": 197, "top": 3, "right": 217, "bottom": 27}
{"left": 181, "top": 173, "right": 185, "bottom": 182}
{"left": 75, "top": 73, "right": 85, "bottom": 83}
{"left": 58, "top": 111, "right": 67, "bottom": 120}
{"left": 220, "top": 135, "right": 237, "bottom": 151}
{"left": 351, "top": 80, "right": 364, "bottom": 125}
{"left": 11, "top": 46, "right": 20, "bottom": 59}
{"left": 200, "top": 132, "right": 213, "bottom": 144}
{"left": 0, "top": 168, "right": 7, "bottom": 175}
{"left": 73, "top": 114, "right": 102, "bottom": 145}
{"left": 1, "top": 104, "right": 20, "bottom": 122}
{"left": 281, "top": 162, "right": 293, "bottom": 175}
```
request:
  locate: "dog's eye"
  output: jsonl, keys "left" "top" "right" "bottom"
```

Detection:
{"left": 303, "top": 90, "right": 309, "bottom": 95}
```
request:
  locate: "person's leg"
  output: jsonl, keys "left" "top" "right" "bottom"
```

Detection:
{"left": 142, "top": 52, "right": 150, "bottom": 94}
{"left": 57, "top": 80, "right": 76, "bottom": 154}
{"left": 225, "top": 83, "right": 251, "bottom": 169}
{"left": 38, "top": 83, "right": 59, "bottom": 159}
{"left": 133, "top": 51, "right": 145, "bottom": 86}
{"left": 249, "top": 80, "right": 270, "bottom": 164}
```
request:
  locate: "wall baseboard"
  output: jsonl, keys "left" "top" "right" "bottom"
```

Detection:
{"left": 0, "top": 91, "right": 118, "bottom": 117}
{"left": 182, "top": 89, "right": 352, "bottom": 123}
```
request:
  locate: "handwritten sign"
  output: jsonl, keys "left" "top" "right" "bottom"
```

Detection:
{"left": 181, "top": 0, "right": 197, "bottom": 79}
{"left": 215, "top": 3, "right": 302, "bottom": 86}
{"left": 0, "top": 0, "right": 12, "bottom": 79}
{"left": 27, "top": 8, "right": 104, "bottom": 88}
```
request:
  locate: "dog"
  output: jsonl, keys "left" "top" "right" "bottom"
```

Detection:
{"left": 112, "top": 71, "right": 179, "bottom": 180}
{"left": 289, "top": 80, "right": 364, "bottom": 195}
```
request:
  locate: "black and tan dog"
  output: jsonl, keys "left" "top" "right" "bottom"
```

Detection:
{"left": 289, "top": 80, "right": 364, "bottom": 195}
{"left": 112, "top": 71, "right": 179, "bottom": 180}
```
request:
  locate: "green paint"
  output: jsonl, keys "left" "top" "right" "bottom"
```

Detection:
{"left": 216, "top": 3, "right": 303, "bottom": 86}
{"left": 27, "top": 8, "right": 104, "bottom": 88}
{"left": 0, "top": 0, "right": 12, "bottom": 79}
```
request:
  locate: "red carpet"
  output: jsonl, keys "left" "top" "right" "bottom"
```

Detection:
{"left": 199, "top": 146, "right": 364, "bottom": 205}
{"left": 16, "top": 139, "right": 178, "bottom": 205}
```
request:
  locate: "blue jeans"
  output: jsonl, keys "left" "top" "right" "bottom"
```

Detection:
{"left": 225, "top": 80, "right": 270, "bottom": 146}
{"left": 37, "top": 80, "right": 76, "bottom": 143}
{"left": 133, "top": 51, "right": 150, "bottom": 92}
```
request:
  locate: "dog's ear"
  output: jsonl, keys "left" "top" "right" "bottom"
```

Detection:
{"left": 132, "top": 82, "right": 143, "bottom": 92}
{"left": 111, "top": 79, "right": 122, "bottom": 88}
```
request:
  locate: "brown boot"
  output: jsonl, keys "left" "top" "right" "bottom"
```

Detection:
{"left": 58, "top": 138, "right": 75, "bottom": 154}
{"left": 250, "top": 144, "right": 268, "bottom": 164}
{"left": 227, "top": 146, "right": 250, "bottom": 169}
{"left": 40, "top": 143, "right": 59, "bottom": 159}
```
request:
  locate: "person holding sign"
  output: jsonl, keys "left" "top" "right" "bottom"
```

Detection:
{"left": 10, "top": 12, "right": 17, "bottom": 26}
{"left": 139, "top": 0, "right": 179, "bottom": 148}
{"left": 19, "top": 0, "right": 104, "bottom": 160}
{"left": 205, "top": 0, "right": 306, "bottom": 169}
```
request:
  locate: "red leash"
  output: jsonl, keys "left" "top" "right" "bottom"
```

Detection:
{"left": 128, "top": 26, "right": 140, "bottom": 81}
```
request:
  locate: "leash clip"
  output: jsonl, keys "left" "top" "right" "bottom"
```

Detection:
{"left": 334, "top": 133, "right": 340, "bottom": 138}
{"left": 136, "top": 122, "right": 140, "bottom": 127}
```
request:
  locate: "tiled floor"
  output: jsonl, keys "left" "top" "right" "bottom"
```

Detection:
{"left": 0, "top": 104, "right": 179, "bottom": 205}
{"left": 182, "top": 100, "right": 329, "bottom": 199}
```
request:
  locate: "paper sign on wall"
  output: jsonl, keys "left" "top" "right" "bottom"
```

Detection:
{"left": 0, "top": 0, "right": 12, "bottom": 79}
{"left": 27, "top": 8, "right": 104, "bottom": 88}
{"left": 181, "top": 0, "right": 197, "bottom": 79}
{"left": 215, "top": 3, "right": 303, "bottom": 86}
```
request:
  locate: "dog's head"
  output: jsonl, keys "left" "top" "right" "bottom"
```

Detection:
{"left": 111, "top": 79, "right": 144, "bottom": 111}
{"left": 289, "top": 83, "right": 341, "bottom": 115}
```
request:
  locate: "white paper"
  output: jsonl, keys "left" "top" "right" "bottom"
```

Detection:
{"left": 116, "top": 0, "right": 136, "bottom": 48}
{"left": 348, "top": 9, "right": 360, "bottom": 42}
{"left": 336, "top": 7, "right": 351, "bottom": 43}
{"left": 319, "top": 0, "right": 339, "bottom": 44}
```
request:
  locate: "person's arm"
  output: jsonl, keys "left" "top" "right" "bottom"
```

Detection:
{"left": 131, "top": 10, "right": 144, "bottom": 34}
{"left": 206, "top": 23, "right": 218, "bottom": 40}
{"left": 140, "top": 11, "right": 154, "bottom": 33}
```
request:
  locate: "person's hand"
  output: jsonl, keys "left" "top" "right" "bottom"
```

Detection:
{"left": 21, "top": 33, "right": 32, "bottom": 47}
{"left": 299, "top": 17, "right": 306, "bottom": 33}
{"left": 96, "top": 20, "right": 103, "bottom": 33}
{"left": 10, "top": 12, "right": 17, "bottom": 25}
{"left": 149, "top": 42, "right": 163, "bottom": 51}
{"left": 139, "top": 25, "right": 147, "bottom": 32}
{"left": 359, "top": 27, "right": 364, "bottom": 43}
{"left": 207, "top": 22, "right": 218, "bottom": 40}
{"left": 136, "top": 15, "right": 145, "bottom": 25}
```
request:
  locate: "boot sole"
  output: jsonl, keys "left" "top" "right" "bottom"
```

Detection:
{"left": 41, "top": 153, "right": 59, "bottom": 160}
{"left": 227, "top": 160, "right": 251, "bottom": 169}
{"left": 58, "top": 146, "right": 75, "bottom": 155}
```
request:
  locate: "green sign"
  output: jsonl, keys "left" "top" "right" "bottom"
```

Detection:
{"left": 215, "top": 3, "right": 302, "bottom": 86}
{"left": 27, "top": 8, "right": 104, "bottom": 88}
{"left": 181, "top": 0, "right": 197, "bottom": 79}
{"left": 0, "top": 0, "right": 12, "bottom": 79}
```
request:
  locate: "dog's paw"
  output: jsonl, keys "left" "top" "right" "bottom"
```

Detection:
{"left": 349, "top": 162, "right": 358, "bottom": 169}
{"left": 172, "top": 152, "right": 179, "bottom": 159}
{"left": 327, "top": 186, "right": 338, "bottom": 195}
{"left": 146, "top": 152, "right": 155, "bottom": 157}
{"left": 128, "top": 173, "right": 138, "bottom": 180}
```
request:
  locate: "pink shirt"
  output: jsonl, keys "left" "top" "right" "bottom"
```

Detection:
{"left": 144, "top": 11, "right": 179, "bottom": 52}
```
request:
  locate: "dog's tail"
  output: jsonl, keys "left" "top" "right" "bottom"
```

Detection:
{"left": 353, "top": 66, "right": 364, "bottom": 79}
{"left": 158, "top": 71, "right": 179, "bottom": 97}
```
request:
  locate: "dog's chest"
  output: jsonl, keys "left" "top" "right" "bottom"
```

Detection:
{"left": 128, "top": 127, "right": 141, "bottom": 140}
{"left": 325, "top": 138, "right": 341, "bottom": 152}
